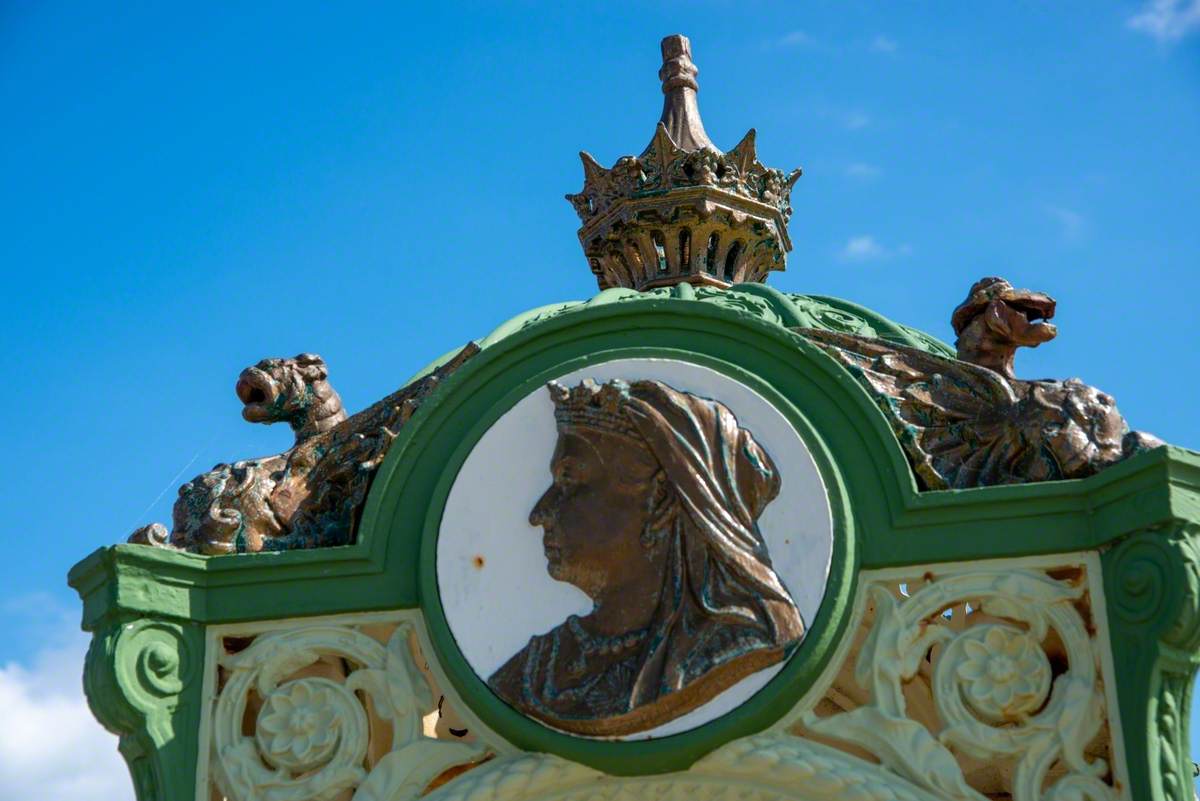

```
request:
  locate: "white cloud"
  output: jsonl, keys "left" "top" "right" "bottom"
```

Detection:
{"left": 841, "top": 110, "right": 871, "bottom": 130}
{"left": 0, "top": 602, "right": 133, "bottom": 801}
{"left": 1044, "top": 204, "right": 1087, "bottom": 243}
{"left": 813, "top": 104, "right": 872, "bottom": 131}
{"left": 841, "top": 236, "right": 884, "bottom": 260}
{"left": 845, "top": 162, "right": 881, "bottom": 180}
{"left": 778, "top": 30, "right": 815, "bottom": 47}
{"left": 870, "top": 35, "right": 898, "bottom": 53}
{"left": 1128, "top": 0, "right": 1200, "bottom": 43}
{"left": 838, "top": 235, "right": 910, "bottom": 262}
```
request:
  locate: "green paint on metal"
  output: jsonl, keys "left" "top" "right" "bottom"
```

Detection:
{"left": 66, "top": 290, "right": 1200, "bottom": 796}
{"left": 1103, "top": 523, "right": 1200, "bottom": 801}
{"left": 83, "top": 616, "right": 205, "bottom": 801}
{"left": 465, "top": 286, "right": 956, "bottom": 362}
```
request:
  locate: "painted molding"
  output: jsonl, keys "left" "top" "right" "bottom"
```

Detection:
{"left": 1104, "top": 523, "right": 1200, "bottom": 801}
{"left": 83, "top": 617, "right": 204, "bottom": 801}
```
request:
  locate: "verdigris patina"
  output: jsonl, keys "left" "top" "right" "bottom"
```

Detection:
{"left": 800, "top": 277, "right": 1160, "bottom": 489}
{"left": 235, "top": 353, "right": 348, "bottom": 440}
{"left": 129, "top": 344, "right": 478, "bottom": 553}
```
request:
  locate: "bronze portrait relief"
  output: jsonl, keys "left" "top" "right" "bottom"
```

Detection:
{"left": 487, "top": 378, "right": 805, "bottom": 736}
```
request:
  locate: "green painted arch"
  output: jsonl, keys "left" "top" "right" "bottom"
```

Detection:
{"left": 452, "top": 282, "right": 955, "bottom": 373}
{"left": 362, "top": 294, "right": 931, "bottom": 584}
{"left": 356, "top": 297, "right": 934, "bottom": 774}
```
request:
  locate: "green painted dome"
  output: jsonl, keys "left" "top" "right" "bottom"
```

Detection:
{"left": 408, "top": 284, "right": 952, "bottom": 383}
{"left": 479, "top": 285, "right": 951, "bottom": 355}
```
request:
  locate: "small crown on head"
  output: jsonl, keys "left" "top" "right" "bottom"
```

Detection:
{"left": 548, "top": 379, "right": 643, "bottom": 441}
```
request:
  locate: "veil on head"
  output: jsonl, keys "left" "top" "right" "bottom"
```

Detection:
{"left": 588, "top": 379, "right": 805, "bottom": 704}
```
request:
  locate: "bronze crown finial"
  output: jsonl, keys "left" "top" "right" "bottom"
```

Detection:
{"left": 566, "top": 35, "right": 801, "bottom": 292}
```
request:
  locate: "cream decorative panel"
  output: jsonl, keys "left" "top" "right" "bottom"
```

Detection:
{"left": 202, "top": 612, "right": 489, "bottom": 801}
{"left": 789, "top": 553, "right": 1125, "bottom": 801}
{"left": 197, "top": 553, "right": 1124, "bottom": 801}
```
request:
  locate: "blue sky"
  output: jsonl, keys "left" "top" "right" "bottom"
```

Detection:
{"left": 2, "top": 2, "right": 1198, "bottom": 798}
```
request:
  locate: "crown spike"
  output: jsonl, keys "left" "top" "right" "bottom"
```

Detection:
{"left": 727, "top": 129, "right": 758, "bottom": 175}
{"left": 655, "top": 34, "right": 715, "bottom": 153}
{"left": 579, "top": 151, "right": 604, "bottom": 181}
{"left": 644, "top": 122, "right": 677, "bottom": 176}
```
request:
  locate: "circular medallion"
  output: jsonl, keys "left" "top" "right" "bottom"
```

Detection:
{"left": 437, "top": 358, "right": 833, "bottom": 739}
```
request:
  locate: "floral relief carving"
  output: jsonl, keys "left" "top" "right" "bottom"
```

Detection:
{"left": 201, "top": 560, "right": 1127, "bottom": 801}
{"left": 948, "top": 625, "right": 1051, "bottom": 724}
{"left": 209, "top": 616, "right": 485, "bottom": 801}
{"left": 795, "top": 560, "right": 1120, "bottom": 801}
{"left": 255, "top": 678, "right": 359, "bottom": 772}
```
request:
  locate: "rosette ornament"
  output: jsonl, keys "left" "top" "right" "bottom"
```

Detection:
{"left": 255, "top": 679, "right": 348, "bottom": 771}
{"left": 566, "top": 35, "right": 801, "bottom": 292}
{"left": 954, "top": 625, "right": 1051, "bottom": 723}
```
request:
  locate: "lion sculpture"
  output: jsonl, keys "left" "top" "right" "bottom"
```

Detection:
{"left": 235, "top": 353, "right": 347, "bottom": 440}
{"left": 130, "top": 345, "right": 477, "bottom": 553}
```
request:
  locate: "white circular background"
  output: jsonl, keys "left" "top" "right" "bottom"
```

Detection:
{"left": 437, "top": 358, "right": 833, "bottom": 739}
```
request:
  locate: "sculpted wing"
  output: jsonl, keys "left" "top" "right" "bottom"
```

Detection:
{"left": 797, "top": 328, "right": 1048, "bottom": 490}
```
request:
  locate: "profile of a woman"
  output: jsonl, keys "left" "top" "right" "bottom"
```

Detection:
{"left": 487, "top": 378, "right": 804, "bottom": 736}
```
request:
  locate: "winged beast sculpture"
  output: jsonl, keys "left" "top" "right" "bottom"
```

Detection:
{"left": 799, "top": 277, "right": 1161, "bottom": 490}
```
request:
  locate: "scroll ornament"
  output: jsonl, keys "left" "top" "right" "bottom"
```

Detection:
{"left": 212, "top": 621, "right": 484, "bottom": 801}
{"left": 206, "top": 618, "right": 966, "bottom": 801}
{"left": 1105, "top": 524, "right": 1200, "bottom": 801}
{"left": 802, "top": 568, "right": 1118, "bottom": 801}
{"left": 83, "top": 619, "right": 202, "bottom": 801}
{"left": 203, "top": 564, "right": 1123, "bottom": 801}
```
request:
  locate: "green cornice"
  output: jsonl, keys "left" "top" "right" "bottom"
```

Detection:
{"left": 69, "top": 294, "right": 1200, "bottom": 633}
{"left": 69, "top": 443, "right": 1200, "bottom": 630}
